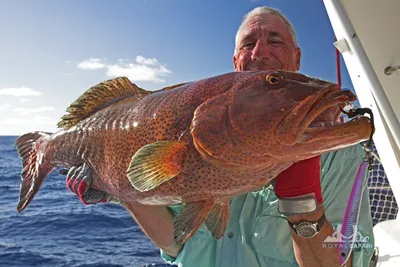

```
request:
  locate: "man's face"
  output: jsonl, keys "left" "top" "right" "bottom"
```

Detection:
{"left": 233, "top": 14, "right": 301, "bottom": 72}
{"left": 233, "top": 14, "right": 341, "bottom": 124}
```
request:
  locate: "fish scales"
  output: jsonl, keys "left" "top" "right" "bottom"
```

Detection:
{"left": 85, "top": 74, "right": 262, "bottom": 201}
{"left": 44, "top": 73, "right": 248, "bottom": 199}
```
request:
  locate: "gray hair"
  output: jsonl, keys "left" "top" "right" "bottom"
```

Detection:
{"left": 234, "top": 6, "right": 298, "bottom": 55}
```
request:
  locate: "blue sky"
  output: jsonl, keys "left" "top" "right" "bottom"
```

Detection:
{"left": 0, "top": 0, "right": 356, "bottom": 135}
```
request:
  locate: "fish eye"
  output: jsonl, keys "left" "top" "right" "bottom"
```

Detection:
{"left": 266, "top": 72, "right": 282, "bottom": 85}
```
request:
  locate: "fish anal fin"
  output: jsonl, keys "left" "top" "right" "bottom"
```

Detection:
{"left": 126, "top": 141, "right": 187, "bottom": 192}
{"left": 57, "top": 77, "right": 151, "bottom": 129}
{"left": 205, "top": 200, "right": 230, "bottom": 240}
{"left": 173, "top": 201, "right": 214, "bottom": 244}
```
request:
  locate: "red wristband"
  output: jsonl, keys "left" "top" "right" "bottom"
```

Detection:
{"left": 274, "top": 156, "right": 323, "bottom": 205}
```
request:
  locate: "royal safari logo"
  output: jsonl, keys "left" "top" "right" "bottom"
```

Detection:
{"left": 322, "top": 224, "right": 373, "bottom": 249}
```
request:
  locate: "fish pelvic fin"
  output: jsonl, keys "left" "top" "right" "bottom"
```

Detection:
{"left": 173, "top": 200, "right": 214, "bottom": 244}
{"left": 126, "top": 141, "right": 187, "bottom": 192}
{"left": 205, "top": 200, "right": 231, "bottom": 240}
{"left": 14, "top": 131, "right": 55, "bottom": 212}
{"left": 57, "top": 76, "right": 151, "bottom": 130}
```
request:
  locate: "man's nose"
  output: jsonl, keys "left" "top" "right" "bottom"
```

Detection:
{"left": 251, "top": 40, "right": 270, "bottom": 61}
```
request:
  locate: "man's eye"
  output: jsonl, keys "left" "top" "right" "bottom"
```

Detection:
{"left": 243, "top": 42, "right": 255, "bottom": 48}
{"left": 269, "top": 39, "right": 284, "bottom": 45}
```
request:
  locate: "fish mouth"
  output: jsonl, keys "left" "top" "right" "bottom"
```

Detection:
{"left": 297, "top": 116, "right": 371, "bottom": 144}
{"left": 276, "top": 87, "right": 372, "bottom": 145}
{"left": 297, "top": 88, "right": 356, "bottom": 142}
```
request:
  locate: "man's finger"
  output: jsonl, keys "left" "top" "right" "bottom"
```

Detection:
{"left": 59, "top": 169, "right": 69, "bottom": 175}
{"left": 107, "top": 195, "right": 124, "bottom": 205}
{"left": 72, "top": 166, "right": 85, "bottom": 194}
{"left": 81, "top": 163, "right": 93, "bottom": 189}
{"left": 80, "top": 163, "right": 93, "bottom": 194}
{"left": 66, "top": 166, "right": 79, "bottom": 191}
{"left": 73, "top": 164, "right": 92, "bottom": 195}
{"left": 82, "top": 171, "right": 93, "bottom": 194}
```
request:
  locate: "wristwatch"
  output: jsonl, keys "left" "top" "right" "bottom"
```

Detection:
{"left": 287, "top": 213, "right": 326, "bottom": 238}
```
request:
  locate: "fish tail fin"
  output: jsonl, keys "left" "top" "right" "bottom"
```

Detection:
{"left": 14, "top": 131, "right": 55, "bottom": 212}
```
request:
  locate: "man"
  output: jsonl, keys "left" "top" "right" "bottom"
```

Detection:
{"left": 64, "top": 6, "right": 374, "bottom": 267}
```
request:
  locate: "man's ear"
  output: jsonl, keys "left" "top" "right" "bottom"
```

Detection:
{"left": 233, "top": 54, "right": 239, "bottom": 71}
{"left": 295, "top": 47, "right": 301, "bottom": 71}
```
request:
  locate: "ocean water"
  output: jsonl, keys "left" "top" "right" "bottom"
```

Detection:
{"left": 0, "top": 136, "right": 174, "bottom": 267}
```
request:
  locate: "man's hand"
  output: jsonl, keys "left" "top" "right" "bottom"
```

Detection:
{"left": 61, "top": 163, "right": 122, "bottom": 205}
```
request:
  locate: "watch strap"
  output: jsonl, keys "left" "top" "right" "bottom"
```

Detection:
{"left": 288, "top": 212, "right": 326, "bottom": 236}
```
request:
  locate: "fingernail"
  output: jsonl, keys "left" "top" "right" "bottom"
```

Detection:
{"left": 59, "top": 169, "right": 69, "bottom": 175}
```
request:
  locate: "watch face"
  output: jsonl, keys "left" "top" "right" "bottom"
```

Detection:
{"left": 296, "top": 223, "right": 318, "bottom": 238}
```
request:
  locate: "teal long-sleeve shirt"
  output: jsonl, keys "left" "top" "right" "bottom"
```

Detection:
{"left": 160, "top": 144, "right": 375, "bottom": 267}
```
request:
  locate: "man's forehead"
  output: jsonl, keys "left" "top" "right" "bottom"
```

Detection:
{"left": 238, "top": 14, "right": 291, "bottom": 40}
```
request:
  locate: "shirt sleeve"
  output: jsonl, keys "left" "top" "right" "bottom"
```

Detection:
{"left": 159, "top": 204, "right": 218, "bottom": 266}
{"left": 159, "top": 204, "right": 184, "bottom": 265}
{"left": 160, "top": 248, "right": 184, "bottom": 266}
{"left": 321, "top": 144, "right": 375, "bottom": 266}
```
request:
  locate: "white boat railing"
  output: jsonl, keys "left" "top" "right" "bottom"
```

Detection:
{"left": 323, "top": 0, "right": 400, "bottom": 207}
{"left": 323, "top": 0, "right": 400, "bottom": 265}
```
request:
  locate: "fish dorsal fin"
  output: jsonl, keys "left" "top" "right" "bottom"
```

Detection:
{"left": 151, "top": 81, "right": 189, "bottom": 93}
{"left": 160, "top": 82, "right": 188, "bottom": 91}
{"left": 57, "top": 77, "right": 151, "bottom": 129}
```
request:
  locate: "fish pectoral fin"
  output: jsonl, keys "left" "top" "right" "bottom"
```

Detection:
{"left": 126, "top": 141, "right": 187, "bottom": 192}
{"left": 173, "top": 200, "right": 214, "bottom": 244}
{"left": 205, "top": 200, "right": 230, "bottom": 240}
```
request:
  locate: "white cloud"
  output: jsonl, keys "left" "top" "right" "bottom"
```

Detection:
{"left": 0, "top": 87, "right": 41, "bottom": 96}
{"left": 20, "top": 98, "right": 32, "bottom": 103}
{"left": 1, "top": 116, "right": 55, "bottom": 125}
{"left": 77, "top": 58, "right": 105, "bottom": 70}
{"left": 0, "top": 116, "right": 58, "bottom": 135}
{"left": 14, "top": 106, "right": 55, "bottom": 115}
{"left": 76, "top": 55, "right": 172, "bottom": 83}
{"left": 135, "top": 55, "right": 159, "bottom": 66}
{"left": 107, "top": 63, "right": 171, "bottom": 83}
{"left": 0, "top": 103, "right": 12, "bottom": 110}
{"left": 0, "top": 115, "right": 60, "bottom": 135}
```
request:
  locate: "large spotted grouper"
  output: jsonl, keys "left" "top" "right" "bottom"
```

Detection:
{"left": 14, "top": 70, "right": 372, "bottom": 244}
